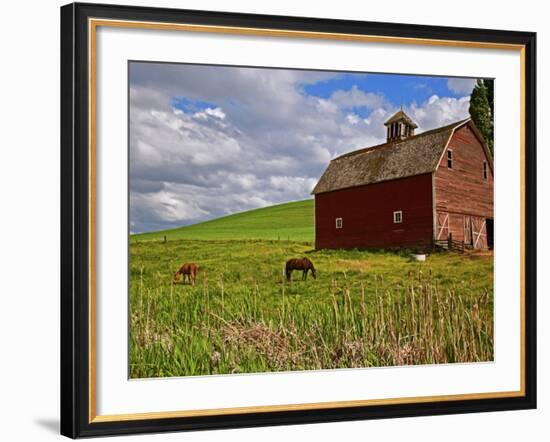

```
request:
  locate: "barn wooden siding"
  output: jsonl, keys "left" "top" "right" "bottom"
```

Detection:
{"left": 314, "top": 173, "right": 434, "bottom": 249}
{"left": 434, "top": 125, "right": 494, "bottom": 249}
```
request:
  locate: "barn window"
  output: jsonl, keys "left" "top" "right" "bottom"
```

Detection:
{"left": 447, "top": 149, "right": 453, "bottom": 169}
{"left": 335, "top": 218, "right": 343, "bottom": 229}
{"left": 483, "top": 160, "right": 488, "bottom": 180}
{"left": 393, "top": 210, "right": 403, "bottom": 224}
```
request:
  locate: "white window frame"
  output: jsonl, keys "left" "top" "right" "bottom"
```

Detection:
{"left": 447, "top": 149, "right": 454, "bottom": 169}
{"left": 335, "top": 217, "right": 343, "bottom": 229}
{"left": 483, "top": 160, "right": 488, "bottom": 180}
{"left": 393, "top": 210, "right": 403, "bottom": 224}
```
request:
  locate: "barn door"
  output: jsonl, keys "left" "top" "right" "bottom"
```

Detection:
{"left": 437, "top": 212, "right": 449, "bottom": 240}
{"left": 464, "top": 216, "right": 472, "bottom": 246}
{"left": 472, "top": 217, "right": 487, "bottom": 249}
{"left": 486, "top": 219, "right": 494, "bottom": 249}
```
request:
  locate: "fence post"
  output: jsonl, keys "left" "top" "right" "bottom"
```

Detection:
{"left": 448, "top": 232, "right": 453, "bottom": 251}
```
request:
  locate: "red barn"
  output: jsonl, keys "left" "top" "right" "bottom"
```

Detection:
{"left": 311, "top": 111, "right": 494, "bottom": 250}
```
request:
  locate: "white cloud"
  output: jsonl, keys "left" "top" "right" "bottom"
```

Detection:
{"left": 194, "top": 107, "right": 226, "bottom": 120}
{"left": 131, "top": 190, "right": 210, "bottom": 224}
{"left": 346, "top": 114, "right": 360, "bottom": 125}
{"left": 447, "top": 78, "right": 476, "bottom": 95}
{"left": 269, "top": 176, "right": 318, "bottom": 196}
{"left": 407, "top": 95, "right": 470, "bottom": 131}
{"left": 330, "top": 85, "right": 387, "bottom": 110}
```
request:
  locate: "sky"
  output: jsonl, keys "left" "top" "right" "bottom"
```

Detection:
{"left": 129, "top": 62, "right": 477, "bottom": 233}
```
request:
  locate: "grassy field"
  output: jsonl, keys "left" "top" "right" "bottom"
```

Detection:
{"left": 133, "top": 199, "right": 314, "bottom": 242}
{"left": 130, "top": 202, "right": 494, "bottom": 378}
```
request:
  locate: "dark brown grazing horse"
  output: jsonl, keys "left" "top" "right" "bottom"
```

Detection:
{"left": 174, "top": 263, "right": 199, "bottom": 285}
{"left": 285, "top": 258, "right": 316, "bottom": 282}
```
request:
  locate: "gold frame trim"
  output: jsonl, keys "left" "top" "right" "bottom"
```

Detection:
{"left": 88, "top": 18, "right": 527, "bottom": 424}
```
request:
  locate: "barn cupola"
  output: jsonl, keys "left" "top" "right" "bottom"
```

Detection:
{"left": 384, "top": 109, "right": 418, "bottom": 142}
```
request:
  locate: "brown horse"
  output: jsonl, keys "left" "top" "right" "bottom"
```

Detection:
{"left": 174, "top": 263, "right": 199, "bottom": 285}
{"left": 285, "top": 258, "right": 316, "bottom": 282}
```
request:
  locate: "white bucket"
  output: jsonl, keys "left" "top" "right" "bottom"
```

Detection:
{"left": 411, "top": 253, "right": 426, "bottom": 262}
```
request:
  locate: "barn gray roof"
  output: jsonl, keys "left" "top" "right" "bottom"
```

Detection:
{"left": 312, "top": 118, "right": 471, "bottom": 195}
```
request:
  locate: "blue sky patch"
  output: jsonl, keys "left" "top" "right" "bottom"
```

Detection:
{"left": 172, "top": 97, "right": 216, "bottom": 113}
{"left": 303, "top": 73, "right": 469, "bottom": 107}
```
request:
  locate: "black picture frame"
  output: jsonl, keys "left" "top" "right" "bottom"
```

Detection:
{"left": 61, "top": 2, "right": 537, "bottom": 438}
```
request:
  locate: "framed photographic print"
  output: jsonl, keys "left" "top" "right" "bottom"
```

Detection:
{"left": 60, "top": 2, "right": 537, "bottom": 438}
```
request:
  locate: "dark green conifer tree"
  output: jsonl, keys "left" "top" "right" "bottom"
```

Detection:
{"left": 468, "top": 79, "right": 494, "bottom": 155}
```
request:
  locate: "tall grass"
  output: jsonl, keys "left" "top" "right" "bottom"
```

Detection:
{"left": 129, "top": 240, "right": 493, "bottom": 378}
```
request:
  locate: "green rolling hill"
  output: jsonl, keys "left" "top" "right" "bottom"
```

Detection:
{"left": 132, "top": 199, "right": 314, "bottom": 242}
